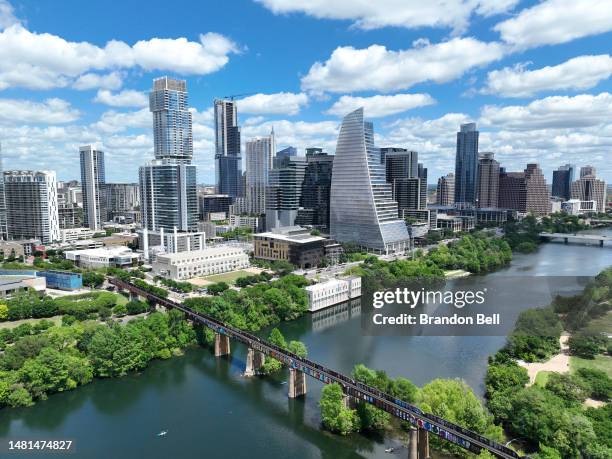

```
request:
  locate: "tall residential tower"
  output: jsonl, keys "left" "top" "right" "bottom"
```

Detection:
{"left": 214, "top": 99, "right": 242, "bottom": 197}
{"left": 79, "top": 145, "right": 106, "bottom": 230}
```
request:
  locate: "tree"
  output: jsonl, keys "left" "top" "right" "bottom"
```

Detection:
{"left": 271, "top": 260, "right": 294, "bottom": 276}
{"left": 485, "top": 362, "right": 529, "bottom": 396}
{"left": 319, "top": 383, "right": 358, "bottom": 435}
{"left": 82, "top": 271, "right": 105, "bottom": 288}
{"left": 287, "top": 340, "right": 307, "bottom": 358}
{"left": 126, "top": 300, "right": 148, "bottom": 315}
{"left": 576, "top": 368, "right": 612, "bottom": 401}
{"left": 0, "top": 303, "right": 8, "bottom": 320}
{"left": 113, "top": 304, "right": 128, "bottom": 317}
{"left": 207, "top": 282, "right": 229, "bottom": 296}
{"left": 545, "top": 373, "right": 588, "bottom": 405}
{"left": 268, "top": 328, "right": 287, "bottom": 349}
{"left": 568, "top": 335, "right": 603, "bottom": 359}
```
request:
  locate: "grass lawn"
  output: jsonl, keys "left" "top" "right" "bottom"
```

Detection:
{"left": 193, "top": 270, "right": 254, "bottom": 286}
{"left": 534, "top": 371, "right": 553, "bottom": 387}
{"left": 570, "top": 355, "right": 612, "bottom": 378}
{"left": 0, "top": 315, "right": 62, "bottom": 329}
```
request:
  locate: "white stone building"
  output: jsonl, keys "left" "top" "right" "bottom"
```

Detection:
{"left": 152, "top": 246, "right": 249, "bottom": 280}
{"left": 65, "top": 246, "right": 140, "bottom": 269}
{"left": 305, "top": 276, "right": 361, "bottom": 312}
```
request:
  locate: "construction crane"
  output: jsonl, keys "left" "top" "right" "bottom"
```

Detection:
{"left": 222, "top": 92, "right": 256, "bottom": 101}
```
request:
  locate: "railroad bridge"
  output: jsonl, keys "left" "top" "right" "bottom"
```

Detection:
{"left": 110, "top": 277, "right": 526, "bottom": 459}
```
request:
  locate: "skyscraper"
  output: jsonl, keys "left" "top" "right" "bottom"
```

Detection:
{"left": 150, "top": 77, "right": 193, "bottom": 162}
{"left": 571, "top": 174, "right": 607, "bottom": 212}
{"left": 214, "top": 99, "right": 242, "bottom": 197}
{"left": 104, "top": 183, "right": 140, "bottom": 221}
{"left": 79, "top": 145, "right": 106, "bottom": 230}
{"left": 295, "top": 149, "right": 334, "bottom": 230}
{"left": 0, "top": 143, "right": 7, "bottom": 240}
{"left": 454, "top": 123, "right": 479, "bottom": 206}
{"left": 265, "top": 155, "right": 307, "bottom": 229}
{"left": 246, "top": 129, "right": 275, "bottom": 215}
{"left": 275, "top": 146, "right": 297, "bottom": 168}
{"left": 580, "top": 165, "right": 596, "bottom": 178}
{"left": 436, "top": 173, "right": 455, "bottom": 206}
{"left": 140, "top": 77, "right": 198, "bottom": 232}
{"left": 385, "top": 150, "right": 427, "bottom": 213}
{"left": 4, "top": 170, "right": 60, "bottom": 243}
{"left": 330, "top": 108, "right": 410, "bottom": 254}
{"left": 498, "top": 164, "right": 550, "bottom": 216}
{"left": 383, "top": 148, "right": 418, "bottom": 178}
{"left": 551, "top": 164, "right": 575, "bottom": 200}
{"left": 476, "top": 152, "right": 500, "bottom": 208}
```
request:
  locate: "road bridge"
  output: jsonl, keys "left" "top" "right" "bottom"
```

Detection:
{"left": 539, "top": 232, "right": 611, "bottom": 247}
{"left": 110, "top": 277, "right": 525, "bottom": 459}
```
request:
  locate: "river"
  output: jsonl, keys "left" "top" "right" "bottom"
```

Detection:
{"left": 1, "top": 230, "right": 610, "bottom": 458}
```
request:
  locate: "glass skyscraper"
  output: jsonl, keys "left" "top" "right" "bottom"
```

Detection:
{"left": 214, "top": 99, "right": 242, "bottom": 197}
{"left": 330, "top": 108, "right": 410, "bottom": 254}
{"left": 79, "top": 145, "right": 106, "bottom": 230}
{"left": 551, "top": 164, "right": 575, "bottom": 200}
{"left": 140, "top": 77, "right": 198, "bottom": 232}
{"left": 454, "top": 123, "right": 479, "bottom": 206}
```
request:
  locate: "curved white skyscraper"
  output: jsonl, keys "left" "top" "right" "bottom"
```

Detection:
{"left": 330, "top": 108, "right": 410, "bottom": 254}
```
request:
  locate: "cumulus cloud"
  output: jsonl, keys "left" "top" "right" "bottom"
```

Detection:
{"left": 0, "top": 0, "right": 19, "bottom": 29}
{"left": 0, "top": 25, "right": 238, "bottom": 90}
{"left": 236, "top": 92, "right": 308, "bottom": 115}
{"left": 482, "top": 55, "right": 612, "bottom": 97}
{"left": 256, "top": 0, "right": 518, "bottom": 34}
{"left": 0, "top": 98, "right": 79, "bottom": 124}
{"left": 72, "top": 72, "right": 123, "bottom": 91}
{"left": 301, "top": 38, "right": 505, "bottom": 93}
{"left": 90, "top": 108, "right": 150, "bottom": 134}
{"left": 326, "top": 93, "right": 435, "bottom": 118}
{"left": 494, "top": 0, "right": 612, "bottom": 49}
{"left": 94, "top": 89, "right": 148, "bottom": 107}
{"left": 479, "top": 92, "right": 612, "bottom": 130}
{"left": 242, "top": 118, "right": 339, "bottom": 152}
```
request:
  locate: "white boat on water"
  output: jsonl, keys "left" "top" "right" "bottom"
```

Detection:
{"left": 157, "top": 431, "right": 168, "bottom": 437}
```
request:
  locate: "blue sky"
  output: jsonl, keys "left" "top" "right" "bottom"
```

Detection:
{"left": 0, "top": 0, "right": 611, "bottom": 184}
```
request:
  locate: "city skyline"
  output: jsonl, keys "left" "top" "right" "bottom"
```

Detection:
{"left": 0, "top": 0, "right": 611, "bottom": 184}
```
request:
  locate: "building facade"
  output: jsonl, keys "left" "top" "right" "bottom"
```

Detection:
{"left": 79, "top": 145, "right": 106, "bottom": 230}
{"left": 295, "top": 150, "right": 333, "bottom": 230}
{"left": 498, "top": 164, "right": 550, "bottom": 216}
{"left": 436, "top": 173, "right": 455, "bottom": 206}
{"left": 305, "top": 276, "right": 362, "bottom": 312}
{"left": 571, "top": 174, "right": 607, "bottom": 212}
{"left": 329, "top": 108, "right": 410, "bottom": 253}
{"left": 214, "top": 99, "right": 242, "bottom": 197}
{"left": 152, "top": 246, "right": 249, "bottom": 280}
{"left": 65, "top": 246, "right": 140, "bottom": 269}
{"left": 253, "top": 226, "right": 326, "bottom": 268}
{"left": 104, "top": 183, "right": 140, "bottom": 221}
{"left": 454, "top": 123, "right": 479, "bottom": 206}
{"left": 4, "top": 170, "right": 60, "bottom": 243}
{"left": 551, "top": 164, "right": 575, "bottom": 200}
{"left": 266, "top": 156, "right": 308, "bottom": 230}
{"left": 477, "top": 152, "right": 500, "bottom": 208}
{"left": 0, "top": 143, "right": 7, "bottom": 240}
{"left": 246, "top": 130, "right": 275, "bottom": 215}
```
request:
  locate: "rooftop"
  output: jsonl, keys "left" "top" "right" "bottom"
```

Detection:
{"left": 156, "top": 246, "right": 246, "bottom": 261}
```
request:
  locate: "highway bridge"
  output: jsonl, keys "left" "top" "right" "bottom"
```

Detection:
{"left": 110, "top": 277, "right": 525, "bottom": 459}
{"left": 539, "top": 232, "right": 611, "bottom": 247}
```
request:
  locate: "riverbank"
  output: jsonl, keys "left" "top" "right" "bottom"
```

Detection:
{"left": 519, "top": 333, "right": 571, "bottom": 385}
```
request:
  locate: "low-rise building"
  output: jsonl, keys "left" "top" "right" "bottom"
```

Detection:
{"left": 437, "top": 214, "right": 475, "bottom": 232}
{"left": 60, "top": 227, "right": 95, "bottom": 243}
{"left": 152, "top": 246, "right": 249, "bottom": 280}
{"left": 0, "top": 241, "right": 25, "bottom": 259}
{"left": 0, "top": 273, "right": 46, "bottom": 297}
{"left": 38, "top": 270, "right": 83, "bottom": 290}
{"left": 253, "top": 226, "right": 326, "bottom": 269}
{"left": 305, "top": 276, "right": 362, "bottom": 312}
{"left": 229, "top": 215, "right": 260, "bottom": 232}
{"left": 65, "top": 246, "right": 140, "bottom": 269}
{"left": 561, "top": 199, "right": 597, "bottom": 215}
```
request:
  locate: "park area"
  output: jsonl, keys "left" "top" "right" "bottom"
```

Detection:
{"left": 188, "top": 268, "right": 263, "bottom": 286}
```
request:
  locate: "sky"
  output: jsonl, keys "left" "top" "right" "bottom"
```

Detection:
{"left": 0, "top": 0, "right": 611, "bottom": 185}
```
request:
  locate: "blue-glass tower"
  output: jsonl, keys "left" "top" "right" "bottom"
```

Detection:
{"left": 454, "top": 123, "right": 479, "bottom": 206}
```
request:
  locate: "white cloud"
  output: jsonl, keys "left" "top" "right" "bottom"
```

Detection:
{"left": 483, "top": 55, "right": 612, "bottom": 97}
{"left": 494, "top": 0, "right": 612, "bottom": 49}
{"left": 256, "top": 0, "right": 518, "bottom": 34}
{"left": 236, "top": 92, "right": 308, "bottom": 115}
{"left": 90, "top": 108, "right": 150, "bottom": 134}
{"left": 301, "top": 38, "right": 505, "bottom": 93}
{"left": 479, "top": 92, "right": 612, "bottom": 130}
{"left": 72, "top": 72, "right": 123, "bottom": 91}
{"left": 326, "top": 93, "right": 435, "bottom": 118}
{"left": 0, "top": 0, "right": 19, "bottom": 29}
{"left": 0, "top": 25, "right": 238, "bottom": 90}
{"left": 242, "top": 118, "right": 339, "bottom": 152}
{"left": 0, "top": 98, "right": 79, "bottom": 124}
{"left": 94, "top": 89, "right": 148, "bottom": 107}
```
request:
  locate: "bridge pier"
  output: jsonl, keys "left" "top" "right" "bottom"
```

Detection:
{"left": 408, "top": 428, "right": 430, "bottom": 459}
{"left": 288, "top": 368, "right": 306, "bottom": 398}
{"left": 129, "top": 291, "right": 140, "bottom": 302}
{"left": 600, "top": 240, "right": 604, "bottom": 247}
{"left": 244, "top": 348, "right": 265, "bottom": 376}
{"left": 214, "top": 333, "right": 230, "bottom": 357}
{"left": 418, "top": 428, "right": 430, "bottom": 459}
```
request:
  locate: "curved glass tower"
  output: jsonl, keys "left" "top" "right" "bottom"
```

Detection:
{"left": 330, "top": 108, "right": 410, "bottom": 254}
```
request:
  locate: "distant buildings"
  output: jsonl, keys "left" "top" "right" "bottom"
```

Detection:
{"left": 436, "top": 173, "right": 455, "bottom": 206}
{"left": 152, "top": 246, "right": 249, "bottom": 280}
{"left": 266, "top": 155, "right": 307, "bottom": 230}
{"left": 476, "top": 152, "right": 500, "bottom": 208}
{"left": 214, "top": 99, "right": 242, "bottom": 197}
{"left": 104, "top": 183, "right": 140, "bottom": 222}
{"left": 571, "top": 174, "right": 606, "bottom": 212}
{"left": 246, "top": 129, "right": 275, "bottom": 214}
{"left": 275, "top": 146, "right": 297, "bottom": 167}
{"left": 580, "top": 165, "right": 596, "bottom": 178}
{"left": 199, "top": 194, "right": 233, "bottom": 220}
{"left": 330, "top": 108, "right": 410, "bottom": 254}
{"left": 454, "top": 123, "right": 479, "bottom": 206}
{"left": 140, "top": 77, "right": 198, "bottom": 232}
{"left": 552, "top": 164, "right": 575, "bottom": 200}
{"left": 385, "top": 149, "right": 427, "bottom": 213}
{"left": 4, "top": 170, "right": 60, "bottom": 243}
{"left": 0, "top": 143, "right": 7, "bottom": 240}
{"left": 498, "top": 164, "right": 550, "bottom": 216}
{"left": 295, "top": 149, "right": 333, "bottom": 230}
{"left": 79, "top": 145, "right": 106, "bottom": 230}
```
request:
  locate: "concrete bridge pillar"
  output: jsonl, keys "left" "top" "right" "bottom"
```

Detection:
{"left": 214, "top": 333, "right": 230, "bottom": 357}
{"left": 288, "top": 368, "right": 306, "bottom": 398}
{"left": 244, "top": 348, "right": 265, "bottom": 376}
{"left": 408, "top": 427, "right": 430, "bottom": 459}
{"left": 418, "top": 428, "right": 430, "bottom": 459}
{"left": 409, "top": 428, "right": 418, "bottom": 459}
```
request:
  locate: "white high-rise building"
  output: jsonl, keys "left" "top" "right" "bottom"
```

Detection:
{"left": 79, "top": 145, "right": 106, "bottom": 230}
{"left": 571, "top": 174, "right": 607, "bottom": 213}
{"left": 4, "top": 170, "right": 60, "bottom": 243}
{"left": 330, "top": 108, "right": 410, "bottom": 254}
{"left": 0, "top": 143, "right": 7, "bottom": 240}
{"left": 246, "top": 129, "right": 275, "bottom": 214}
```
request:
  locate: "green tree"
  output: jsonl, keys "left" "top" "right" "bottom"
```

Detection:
{"left": 82, "top": 271, "right": 105, "bottom": 288}
{"left": 113, "top": 304, "right": 128, "bottom": 317}
{"left": 319, "top": 383, "right": 359, "bottom": 435}
{"left": 0, "top": 303, "right": 8, "bottom": 320}
{"left": 268, "top": 328, "right": 287, "bottom": 349}
{"left": 287, "top": 340, "right": 307, "bottom": 358}
{"left": 545, "top": 373, "right": 588, "bottom": 405}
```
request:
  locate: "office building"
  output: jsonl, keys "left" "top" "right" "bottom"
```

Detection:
{"left": 454, "top": 123, "right": 479, "bottom": 206}
{"left": 4, "top": 170, "right": 60, "bottom": 243}
{"left": 253, "top": 226, "right": 327, "bottom": 269}
{"left": 138, "top": 228, "right": 206, "bottom": 257}
{"left": 199, "top": 194, "right": 233, "bottom": 219}
{"left": 0, "top": 143, "right": 7, "bottom": 240}
{"left": 58, "top": 204, "right": 83, "bottom": 229}
{"left": 79, "top": 145, "right": 106, "bottom": 230}
{"left": 551, "top": 164, "right": 575, "bottom": 200}
{"left": 104, "top": 183, "right": 140, "bottom": 221}
{"left": 229, "top": 214, "right": 260, "bottom": 232}
{"left": 477, "top": 152, "right": 500, "bottom": 208}
{"left": 386, "top": 150, "right": 427, "bottom": 214}
{"left": 305, "top": 276, "right": 362, "bottom": 312}
{"left": 153, "top": 246, "right": 249, "bottom": 281}
{"left": 580, "top": 165, "right": 596, "bottom": 178}
{"left": 246, "top": 130, "right": 275, "bottom": 215}
{"left": 436, "top": 173, "right": 455, "bottom": 206}
{"left": 384, "top": 148, "right": 418, "bottom": 178}
{"left": 214, "top": 99, "right": 242, "bottom": 197}
{"left": 140, "top": 77, "right": 198, "bottom": 233}
{"left": 330, "top": 108, "right": 410, "bottom": 254}
{"left": 275, "top": 146, "right": 297, "bottom": 168}
{"left": 571, "top": 174, "right": 606, "bottom": 212}
{"left": 498, "top": 164, "right": 550, "bottom": 216}
{"left": 266, "top": 156, "right": 308, "bottom": 229}
{"left": 295, "top": 150, "right": 333, "bottom": 230}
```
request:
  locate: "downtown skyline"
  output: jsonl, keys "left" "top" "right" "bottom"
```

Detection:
{"left": 0, "top": 0, "right": 611, "bottom": 184}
